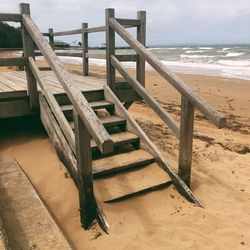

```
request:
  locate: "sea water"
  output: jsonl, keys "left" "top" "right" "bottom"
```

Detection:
{"left": 56, "top": 45, "right": 250, "bottom": 80}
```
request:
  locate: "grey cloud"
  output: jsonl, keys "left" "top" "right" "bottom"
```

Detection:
{"left": 1, "top": 0, "right": 250, "bottom": 45}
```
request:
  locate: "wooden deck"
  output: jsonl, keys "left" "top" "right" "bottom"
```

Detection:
{"left": 0, "top": 70, "right": 105, "bottom": 99}
{"left": 0, "top": 70, "right": 106, "bottom": 119}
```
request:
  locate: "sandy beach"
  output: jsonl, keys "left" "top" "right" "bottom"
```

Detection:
{"left": 0, "top": 61, "right": 249, "bottom": 249}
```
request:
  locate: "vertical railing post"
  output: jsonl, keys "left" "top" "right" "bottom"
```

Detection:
{"left": 73, "top": 109, "right": 96, "bottom": 229}
{"left": 82, "top": 23, "right": 89, "bottom": 76}
{"left": 48, "top": 28, "right": 55, "bottom": 50}
{"left": 106, "top": 8, "right": 116, "bottom": 92}
{"left": 178, "top": 96, "right": 195, "bottom": 187}
{"left": 136, "top": 11, "right": 146, "bottom": 87}
{"left": 19, "top": 3, "right": 39, "bottom": 109}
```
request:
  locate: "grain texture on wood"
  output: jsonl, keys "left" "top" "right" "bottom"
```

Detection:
{"left": 105, "top": 8, "right": 116, "bottom": 92}
{"left": 39, "top": 95, "right": 78, "bottom": 185}
{"left": 0, "top": 57, "right": 27, "bottom": 67}
{"left": 74, "top": 110, "right": 96, "bottom": 229}
{"left": 0, "top": 98, "right": 34, "bottom": 118}
{"left": 52, "top": 29, "right": 82, "bottom": 36}
{"left": 136, "top": 11, "right": 146, "bottom": 87}
{"left": 104, "top": 85, "right": 201, "bottom": 206}
{"left": 109, "top": 17, "right": 226, "bottom": 128}
{"left": 82, "top": 23, "right": 89, "bottom": 76}
{"left": 178, "top": 96, "right": 195, "bottom": 187}
{"left": 20, "top": 3, "right": 39, "bottom": 110}
{"left": 84, "top": 26, "right": 106, "bottom": 33}
{"left": 116, "top": 18, "right": 140, "bottom": 26}
{"left": 0, "top": 13, "right": 21, "bottom": 22}
{"left": 48, "top": 28, "right": 55, "bottom": 50}
{"left": 22, "top": 13, "right": 113, "bottom": 154}
{"left": 29, "top": 57, "right": 75, "bottom": 153}
{"left": 111, "top": 56, "right": 180, "bottom": 137}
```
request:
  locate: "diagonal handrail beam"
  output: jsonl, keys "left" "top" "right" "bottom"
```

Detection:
{"left": 22, "top": 13, "right": 113, "bottom": 154}
{"left": 111, "top": 55, "right": 180, "bottom": 138}
{"left": 28, "top": 57, "right": 76, "bottom": 154}
{"left": 109, "top": 18, "right": 226, "bottom": 129}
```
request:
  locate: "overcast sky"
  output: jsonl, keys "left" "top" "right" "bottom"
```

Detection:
{"left": 1, "top": 0, "right": 250, "bottom": 46}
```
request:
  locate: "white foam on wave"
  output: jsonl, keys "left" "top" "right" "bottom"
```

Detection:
{"left": 218, "top": 60, "right": 250, "bottom": 66}
{"left": 148, "top": 47, "right": 177, "bottom": 50}
{"left": 225, "top": 52, "right": 244, "bottom": 57}
{"left": 198, "top": 47, "right": 213, "bottom": 50}
{"left": 53, "top": 55, "right": 250, "bottom": 81}
{"left": 185, "top": 50, "right": 204, "bottom": 53}
{"left": 180, "top": 54, "right": 215, "bottom": 59}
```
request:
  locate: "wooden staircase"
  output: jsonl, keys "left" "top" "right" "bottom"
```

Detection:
{"left": 4, "top": 3, "right": 225, "bottom": 233}
{"left": 60, "top": 93, "right": 155, "bottom": 176}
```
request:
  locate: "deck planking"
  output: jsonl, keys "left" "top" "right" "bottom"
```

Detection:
{"left": 0, "top": 70, "right": 105, "bottom": 99}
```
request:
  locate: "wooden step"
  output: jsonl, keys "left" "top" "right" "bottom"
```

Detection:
{"left": 54, "top": 89, "right": 104, "bottom": 105}
{"left": 91, "top": 131, "right": 139, "bottom": 151}
{"left": 70, "top": 115, "right": 126, "bottom": 132}
{"left": 61, "top": 100, "right": 114, "bottom": 111}
{"left": 92, "top": 149, "right": 155, "bottom": 177}
{"left": 61, "top": 100, "right": 115, "bottom": 118}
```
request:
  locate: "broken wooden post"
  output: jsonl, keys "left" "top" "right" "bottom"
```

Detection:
{"left": 73, "top": 109, "right": 96, "bottom": 229}
{"left": 48, "top": 28, "right": 55, "bottom": 50}
{"left": 19, "top": 3, "right": 38, "bottom": 109}
{"left": 178, "top": 95, "right": 195, "bottom": 187}
{"left": 106, "top": 8, "right": 116, "bottom": 92}
{"left": 82, "top": 23, "right": 89, "bottom": 76}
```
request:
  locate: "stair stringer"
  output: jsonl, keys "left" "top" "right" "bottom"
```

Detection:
{"left": 103, "top": 86, "right": 201, "bottom": 206}
{"left": 39, "top": 94, "right": 109, "bottom": 232}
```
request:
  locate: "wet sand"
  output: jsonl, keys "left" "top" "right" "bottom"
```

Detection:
{"left": 0, "top": 61, "right": 249, "bottom": 249}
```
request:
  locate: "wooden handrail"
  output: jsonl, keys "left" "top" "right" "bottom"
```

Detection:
{"left": 109, "top": 17, "right": 226, "bottom": 129}
{"left": 0, "top": 13, "right": 21, "bottom": 22}
{"left": 22, "top": 13, "right": 113, "bottom": 154}
{"left": 28, "top": 57, "right": 76, "bottom": 153}
{"left": 42, "top": 23, "right": 139, "bottom": 37}
{"left": 111, "top": 55, "right": 180, "bottom": 138}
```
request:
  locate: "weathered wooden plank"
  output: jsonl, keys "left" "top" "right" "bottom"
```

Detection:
{"left": 11, "top": 71, "right": 63, "bottom": 93}
{"left": 109, "top": 17, "right": 226, "bottom": 128}
{"left": 22, "top": 12, "right": 113, "bottom": 154}
{"left": 38, "top": 66, "right": 52, "bottom": 71}
{"left": 0, "top": 98, "right": 34, "bottom": 118}
{"left": 0, "top": 57, "right": 27, "bottom": 67}
{"left": 73, "top": 109, "right": 96, "bottom": 229}
{"left": 136, "top": 11, "right": 146, "bottom": 87}
{"left": 86, "top": 52, "right": 106, "bottom": 59}
{"left": 93, "top": 149, "right": 155, "bottom": 177}
{"left": 105, "top": 180, "right": 172, "bottom": 203}
{"left": 0, "top": 74, "right": 25, "bottom": 91}
{"left": 0, "top": 90, "right": 27, "bottom": 99}
{"left": 178, "top": 96, "right": 195, "bottom": 187}
{"left": 39, "top": 95, "right": 78, "bottom": 184}
{"left": 20, "top": 3, "right": 39, "bottom": 110}
{"left": 116, "top": 18, "right": 140, "bottom": 26}
{"left": 116, "top": 54, "right": 138, "bottom": 62}
{"left": 111, "top": 56, "right": 180, "bottom": 137}
{"left": 82, "top": 23, "right": 89, "bottom": 76}
{"left": 40, "top": 95, "right": 109, "bottom": 232}
{"left": 104, "top": 85, "right": 201, "bottom": 206}
{"left": 115, "top": 88, "right": 141, "bottom": 103}
{"left": 52, "top": 29, "right": 82, "bottom": 36}
{"left": 0, "top": 13, "right": 21, "bottom": 22}
{"left": 84, "top": 26, "right": 106, "bottom": 33}
{"left": 106, "top": 8, "right": 116, "bottom": 92}
{"left": 29, "top": 57, "right": 76, "bottom": 153}
{"left": 48, "top": 28, "right": 55, "bottom": 50}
